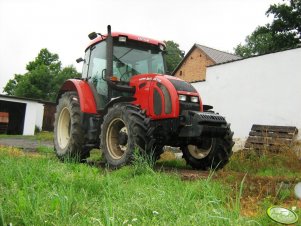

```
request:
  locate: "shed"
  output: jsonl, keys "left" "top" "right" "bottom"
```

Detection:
{"left": 0, "top": 95, "right": 54, "bottom": 135}
{"left": 172, "top": 44, "right": 241, "bottom": 82}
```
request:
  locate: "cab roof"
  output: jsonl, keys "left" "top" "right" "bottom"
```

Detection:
{"left": 86, "top": 32, "right": 165, "bottom": 50}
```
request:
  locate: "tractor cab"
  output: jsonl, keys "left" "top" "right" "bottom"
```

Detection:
{"left": 81, "top": 27, "right": 166, "bottom": 109}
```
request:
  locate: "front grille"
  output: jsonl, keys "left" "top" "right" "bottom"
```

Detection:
{"left": 195, "top": 112, "right": 226, "bottom": 123}
{"left": 180, "top": 102, "right": 200, "bottom": 113}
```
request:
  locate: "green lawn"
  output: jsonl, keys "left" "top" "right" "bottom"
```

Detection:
{"left": 0, "top": 145, "right": 300, "bottom": 225}
{"left": 0, "top": 131, "right": 53, "bottom": 141}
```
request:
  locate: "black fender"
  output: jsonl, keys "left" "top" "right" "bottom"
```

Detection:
{"left": 102, "top": 96, "right": 137, "bottom": 116}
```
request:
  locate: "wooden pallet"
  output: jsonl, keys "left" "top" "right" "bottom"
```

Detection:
{"left": 244, "top": 124, "right": 298, "bottom": 152}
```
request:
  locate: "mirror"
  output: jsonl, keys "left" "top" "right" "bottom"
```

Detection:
{"left": 88, "top": 32, "right": 98, "bottom": 40}
{"left": 76, "top": 57, "right": 84, "bottom": 63}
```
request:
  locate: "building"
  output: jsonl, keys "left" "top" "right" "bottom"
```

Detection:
{"left": 192, "top": 47, "right": 301, "bottom": 139}
{"left": 0, "top": 95, "right": 55, "bottom": 135}
{"left": 172, "top": 44, "right": 241, "bottom": 82}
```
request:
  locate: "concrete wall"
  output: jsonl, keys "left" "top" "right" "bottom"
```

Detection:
{"left": 193, "top": 48, "right": 301, "bottom": 139}
{"left": 0, "top": 96, "right": 44, "bottom": 135}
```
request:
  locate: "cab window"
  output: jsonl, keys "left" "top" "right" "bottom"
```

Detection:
{"left": 88, "top": 41, "right": 107, "bottom": 97}
{"left": 82, "top": 49, "right": 90, "bottom": 78}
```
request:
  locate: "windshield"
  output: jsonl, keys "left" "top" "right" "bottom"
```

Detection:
{"left": 113, "top": 40, "right": 165, "bottom": 82}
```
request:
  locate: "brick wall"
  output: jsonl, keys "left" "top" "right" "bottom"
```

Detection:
{"left": 174, "top": 48, "right": 214, "bottom": 82}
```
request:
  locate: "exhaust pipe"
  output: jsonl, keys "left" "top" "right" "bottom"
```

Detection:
{"left": 106, "top": 25, "right": 113, "bottom": 99}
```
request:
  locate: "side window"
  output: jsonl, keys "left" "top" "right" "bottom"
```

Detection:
{"left": 81, "top": 49, "right": 90, "bottom": 78}
{"left": 88, "top": 42, "right": 107, "bottom": 97}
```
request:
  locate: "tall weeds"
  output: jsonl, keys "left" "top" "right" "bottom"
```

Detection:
{"left": 132, "top": 147, "right": 156, "bottom": 175}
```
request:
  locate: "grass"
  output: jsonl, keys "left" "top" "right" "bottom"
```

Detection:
{"left": 0, "top": 146, "right": 256, "bottom": 226}
{"left": 36, "top": 145, "right": 54, "bottom": 154}
{"left": 35, "top": 131, "right": 54, "bottom": 141}
{"left": 224, "top": 148, "right": 301, "bottom": 178}
{"left": 219, "top": 147, "right": 301, "bottom": 224}
{"left": 0, "top": 141, "right": 301, "bottom": 225}
{"left": 0, "top": 131, "right": 53, "bottom": 141}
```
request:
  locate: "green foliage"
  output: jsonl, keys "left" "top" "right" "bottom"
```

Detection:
{"left": 35, "top": 131, "right": 53, "bottom": 141}
{"left": 36, "top": 145, "right": 54, "bottom": 154}
{"left": 0, "top": 131, "right": 53, "bottom": 141}
{"left": 164, "top": 40, "right": 183, "bottom": 73}
{"left": 132, "top": 147, "right": 155, "bottom": 176}
{"left": 225, "top": 149, "right": 301, "bottom": 178}
{"left": 3, "top": 74, "right": 23, "bottom": 96}
{"left": 3, "top": 48, "right": 80, "bottom": 101}
{"left": 0, "top": 146, "right": 252, "bottom": 225}
{"left": 26, "top": 49, "right": 61, "bottom": 73}
{"left": 235, "top": 0, "right": 301, "bottom": 57}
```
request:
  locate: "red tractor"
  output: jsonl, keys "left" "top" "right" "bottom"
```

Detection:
{"left": 54, "top": 25, "right": 234, "bottom": 169}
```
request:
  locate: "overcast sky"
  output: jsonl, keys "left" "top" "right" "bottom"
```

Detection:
{"left": 0, "top": 0, "right": 283, "bottom": 93}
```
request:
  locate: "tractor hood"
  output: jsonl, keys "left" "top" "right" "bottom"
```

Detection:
{"left": 130, "top": 74, "right": 200, "bottom": 95}
{"left": 130, "top": 74, "right": 203, "bottom": 119}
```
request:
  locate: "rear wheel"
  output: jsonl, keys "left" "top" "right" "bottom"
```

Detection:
{"left": 182, "top": 125, "right": 234, "bottom": 170}
{"left": 54, "top": 92, "right": 88, "bottom": 161}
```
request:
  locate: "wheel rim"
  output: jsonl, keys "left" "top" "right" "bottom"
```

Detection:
{"left": 188, "top": 139, "right": 213, "bottom": 159}
{"left": 106, "top": 118, "right": 128, "bottom": 160}
{"left": 57, "top": 107, "right": 71, "bottom": 149}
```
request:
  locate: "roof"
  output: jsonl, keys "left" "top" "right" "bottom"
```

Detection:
{"left": 172, "top": 43, "right": 241, "bottom": 75}
{"left": 0, "top": 94, "right": 55, "bottom": 105}
{"left": 87, "top": 32, "right": 165, "bottom": 50}
{"left": 195, "top": 44, "right": 241, "bottom": 64}
{"left": 207, "top": 45, "right": 301, "bottom": 68}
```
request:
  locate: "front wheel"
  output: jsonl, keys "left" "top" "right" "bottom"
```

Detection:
{"left": 100, "top": 104, "right": 136, "bottom": 168}
{"left": 182, "top": 125, "right": 234, "bottom": 170}
{"left": 100, "top": 104, "right": 162, "bottom": 168}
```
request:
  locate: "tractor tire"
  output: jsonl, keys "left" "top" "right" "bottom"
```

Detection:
{"left": 182, "top": 124, "right": 234, "bottom": 170}
{"left": 100, "top": 104, "right": 161, "bottom": 168}
{"left": 54, "top": 92, "right": 88, "bottom": 162}
{"left": 126, "top": 104, "right": 163, "bottom": 161}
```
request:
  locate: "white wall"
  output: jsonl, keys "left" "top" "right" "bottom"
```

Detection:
{"left": 193, "top": 48, "right": 301, "bottom": 139}
{"left": 23, "top": 102, "right": 44, "bottom": 135}
{"left": 0, "top": 96, "right": 44, "bottom": 135}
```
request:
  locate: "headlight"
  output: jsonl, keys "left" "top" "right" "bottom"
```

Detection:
{"left": 179, "top": 95, "right": 187, "bottom": 101}
{"left": 118, "top": 36, "right": 127, "bottom": 42}
{"left": 191, "top": 96, "right": 198, "bottom": 103}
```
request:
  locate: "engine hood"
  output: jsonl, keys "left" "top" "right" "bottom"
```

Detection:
{"left": 130, "top": 74, "right": 198, "bottom": 94}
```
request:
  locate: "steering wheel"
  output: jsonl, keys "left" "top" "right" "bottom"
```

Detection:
{"left": 120, "top": 70, "right": 131, "bottom": 82}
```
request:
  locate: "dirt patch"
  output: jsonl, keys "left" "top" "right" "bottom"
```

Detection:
{"left": 155, "top": 165, "right": 211, "bottom": 180}
{"left": 0, "top": 137, "right": 53, "bottom": 151}
{"left": 217, "top": 170, "right": 301, "bottom": 217}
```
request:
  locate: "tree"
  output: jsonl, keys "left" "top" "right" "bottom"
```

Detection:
{"left": 3, "top": 48, "right": 80, "bottom": 101}
{"left": 164, "top": 40, "right": 183, "bottom": 73}
{"left": 235, "top": 0, "right": 301, "bottom": 57}
{"left": 3, "top": 74, "right": 24, "bottom": 96}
